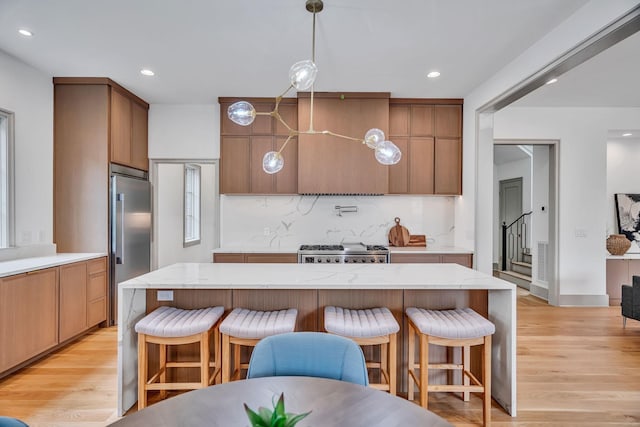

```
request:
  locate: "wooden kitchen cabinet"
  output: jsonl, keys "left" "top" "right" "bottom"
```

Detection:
{"left": 213, "top": 253, "right": 297, "bottom": 263}
{"left": 391, "top": 252, "right": 472, "bottom": 267}
{"left": 606, "top": 258, "right": 640, "bottom": 306}
{"left": 0, "top": 268, "right": 58, "bottom": 374}
{"left": 219, "top": 98, "right": 298, "bottom": 194}
{"left": 87, "top": 257, "right": 108, "bottom": 326}
{"left": 111, "top": 86, "right": 149, "bottom": 171}
{"left": 297, "top": 92, "right": 390, "bottom": 194}
{"left": 59, "top": 262, "right": 88, "bottom": 342}
{"left": 388, "top": 99, "right": 462, "bottom": 195}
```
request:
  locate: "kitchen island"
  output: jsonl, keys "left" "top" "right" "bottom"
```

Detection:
{"left": 117, "top": 263, "right": 516, "bottom": 416}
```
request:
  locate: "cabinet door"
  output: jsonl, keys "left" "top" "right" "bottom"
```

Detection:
{"left": 0, "top": 269, "right": 58, "bottom": 373}
{"left": 87, "top": 257, "right": 107, "bottom": 326}
{"left": 275, "top": 136, "right": 298, "bottom": 194}
{"left": 250, "top": 136, "right": 275, "bottom": 194}
{"left": 390, "top": 253, "right": 441, "bottom": 263}
{"left": 213, "top": 253, "right": 245, "bottom": 263}
{"left": 441, "top": 254, "right": 473, "bottom": 268}
{"left": 298, "top": 95, "right": 389, "bottom": 194}
{"left": 110, "top": 88, "right": 132, "bottom": 166}
{"left": 131, "top": 100, "right": 149, "bottom": 171}
{"left": 59, "top": 262, "right": 88, "bottom": 342}
{"left": 220, "top": 136, "right": 250, "bottom": 193}
{"left": 245, "top": 254, "right": 298, "bottom": 263}
{"left": 434, "top": 137, "right": 462, "bottom": 195}
{"left": 411, "top": 105, "right": 434, "bottom": 136}
{"left": 409, "top": 137, "right": 435, "bottom": 194}
{"left": 435, "top": 105, "right": 462, "bottom": 138}
{"left": 388, "top": 137, "right": 409, "bottom": 194}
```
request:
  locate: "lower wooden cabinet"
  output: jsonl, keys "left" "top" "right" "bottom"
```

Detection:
{"left": 390, "top": 252, "right": 473, "bottom": 268}
{"left": 0, "top": 256, "right": 108, "bottom": 377}
{"left": 0, "top": 268, "right": 58, "bottom": 373}
{"left": 606, "top": 258, "right": 640, "bottom": 306}
{"left": 213, "top": 253, "right": 297, "bottom": 263}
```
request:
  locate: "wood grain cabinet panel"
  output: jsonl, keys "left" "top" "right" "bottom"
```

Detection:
{"left": 388, "top": 100, "right": 462, "bottom": 195}
{"left": 219, "top": 98, "right": 298, "bottom": 194}
{"left": 59, "top": 262, "right": 88, "bottom": 342}
{"left": 0, "top": 269, "right": 58, "bottom": 373}
{"left": 110, "top": 88, "right": 132, "bottom": 166}
{"left": 213, "top": 253, "right": 245, "bottom": 263}
{"left": 131, "top": 100, "right": 149, "bottom": 171}
{"left": 297, "top": 93, "right": 389, "bottom": 195}
{"left": 87, "top": 257, "right": 107, "bottom": 326}
{"left": 213, "top": 253, "right": 297, "bottom": 263}
{"left": 391, "top": 253, "right": 472, "bottom": 268}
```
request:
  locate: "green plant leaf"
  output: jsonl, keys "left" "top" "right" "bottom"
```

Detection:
{"left": 274, "top": 393, "right": 286, "bottom": 418}
{"left": 284, "top": 411, "right": 312, "bottom": 427}
{"left": 258, "top": 407, "right": 273, "bottom": 424}
{"left": 244, "top": 403, "right": 268, "bottom": 427}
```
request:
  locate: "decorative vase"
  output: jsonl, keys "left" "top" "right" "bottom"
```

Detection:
{"left": 606, "top": 234, "right": 631, "bottom": 255}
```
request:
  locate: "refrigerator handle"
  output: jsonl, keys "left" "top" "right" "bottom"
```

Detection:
{"left": 116, "top": 193, "right": 125, "bottom": 264}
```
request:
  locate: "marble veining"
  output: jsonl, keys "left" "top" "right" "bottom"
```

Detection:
{"left": 221, "top": 194, "right": 456, "bottom": 249}
{"left": 0, "top": 252, "right": 107, "bottom": 277}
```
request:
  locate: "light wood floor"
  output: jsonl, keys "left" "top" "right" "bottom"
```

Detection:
{"left": 1, "top": 291, "right": 639, "bottom": 426}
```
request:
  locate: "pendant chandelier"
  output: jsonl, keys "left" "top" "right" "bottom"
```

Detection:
{"left": 227, "top": 0, "right": 401, "bottom": 174}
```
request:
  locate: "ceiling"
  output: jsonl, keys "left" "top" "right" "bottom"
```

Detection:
{"left": 0, "top": 0, "right": 591, "bottom": 104}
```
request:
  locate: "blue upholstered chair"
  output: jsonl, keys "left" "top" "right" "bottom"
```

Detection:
{"left": 0, "top": 416, "right": 28, "bottom": 427}
{"left": 246, "top": 332, "right": 369, "bottom": 386}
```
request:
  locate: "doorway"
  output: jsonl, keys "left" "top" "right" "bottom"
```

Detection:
{"left": 499, "top": 177, "right": 523, "bottom": 272}
{"left": 150, "top": 160, "right": 219, "bottom": 269}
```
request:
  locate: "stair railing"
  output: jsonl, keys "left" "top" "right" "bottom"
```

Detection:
{"left": 501, "top": 211, "right": 532, "bottom": 271}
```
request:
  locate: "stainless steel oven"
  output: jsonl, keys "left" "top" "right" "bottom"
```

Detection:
{"left": 297, "top": 242, "right": 389, "bottom": 264}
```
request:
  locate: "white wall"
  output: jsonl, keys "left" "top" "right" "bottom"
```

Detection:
{"left": 149, "top": 104, "right": 220, "bottom": 159}
{"left": 607, "top": 139, "right": 640, "bottom": 253}
{"left": 155, "top": 163, "right": 217, "bottom": 267}
{"left": 0, "top": 50, "right": 55, "bottom": 260}
{"left": 492, "top": 155, "right": 532, "bottom": 264}
{"left": 458, "top": 0, "right": 640, "bottom": 278}
{"left": 494, "top": 107, "right": 640, "bottom": 305}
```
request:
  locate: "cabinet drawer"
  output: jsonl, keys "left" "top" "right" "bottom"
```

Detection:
{"left": 88, "top": 257, "right": 107, "bottom": 275}
{"left": 88, "top": 297, "right": 106, "bottom": 326}
{"left": 88, "top": 270, "right": 107, "bottom": 301}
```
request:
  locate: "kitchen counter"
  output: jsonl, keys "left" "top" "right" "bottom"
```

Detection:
{"left": 0, "top": 252, "right": 107, "bottom": 278}
{"left": 117, "top": 263, "right": 515, "bottom": 417}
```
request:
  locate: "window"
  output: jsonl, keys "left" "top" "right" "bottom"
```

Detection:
{"left": 0, "top": 109, "right": 14, "bottom": 249}
{"left": 184, "top": 164, "right": 201, "bottom": 246}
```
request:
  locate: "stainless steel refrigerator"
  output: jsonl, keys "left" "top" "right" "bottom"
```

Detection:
{"left": 110, "top": 165, "right": 151, "bottom": 325}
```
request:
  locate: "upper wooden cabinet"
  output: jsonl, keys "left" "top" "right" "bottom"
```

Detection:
{"left": 388, "top": 99, "right": 462, "bottom": 195}
{"left": 219, "top": 98, "right": 298, "bottom": 194}
{"left": 297, "top": 92, "right": 390, "bottom": 195}
{"left": 54, "top": 77, "right": 149, "bottom": 172}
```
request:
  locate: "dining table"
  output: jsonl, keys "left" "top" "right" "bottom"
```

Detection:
{"left": 108, "top": 376, "right": 453, "bottom": 426}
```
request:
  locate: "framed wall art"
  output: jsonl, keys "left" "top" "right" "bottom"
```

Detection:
{"left": 615, "top": 193, "right": 640, "bottom": 244}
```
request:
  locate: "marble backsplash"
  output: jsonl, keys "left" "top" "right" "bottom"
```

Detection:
{"left": 220, "top": 195, "right": 456, "bottom": 249}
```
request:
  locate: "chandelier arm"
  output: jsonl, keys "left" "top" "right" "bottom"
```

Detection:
{"left": 301, "top": 129, "right": 365, "bottom": 144}
{"left": 276, "top": 134, "right": 296, "bottom": 155}
{"left": 276, "top": 84, "right": 295, "bottom": 102}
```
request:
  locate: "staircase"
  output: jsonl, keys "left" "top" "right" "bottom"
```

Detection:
{"left": 497, "top": 250, "right": 532, "bottom": 289}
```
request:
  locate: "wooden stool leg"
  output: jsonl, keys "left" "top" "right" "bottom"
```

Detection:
{"left": 380, "top": 342, "right": 388, "bottom": 384}
{"left": 213, "top": 325, "right": 221, "bottom": 384}
{"left": 388, "top": 333, "right": 397, "bottom": 396}
{"left": 233, "top": 343, "right": 241, "bottom": 380}
{"left": 200, "top": 331, "right": 209, "bottom": 388}
{"left": 463, "top": 344, "right": 470, "bottom": 401}
{"left": 419, "top": 333, "right": 429, "bottom": 409}
{"left": 159, "top": 343, "right": 167, "bottom": 399}
{"left": 483, "top": 335, "right": 492, "bottom": 427}
{"left": 137, "top": 334, "right": 148, "bottom": 410}
{"left": 221, "top": 333, "right": 230, "bottom": 383}
{"left": 407, "top": 323, "right": 415, "bottom": 402}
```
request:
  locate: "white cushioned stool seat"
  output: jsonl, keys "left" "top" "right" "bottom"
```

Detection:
{"left": 324, "top": 306, "right": 399, "bottom": 338}
{"left": 135, "top": 305, "right": 224, "bottom": 337}
{"left": 406, "top": 307, "right": 495, "bottom": 339}
{"left": 220, "top": 308, "right": 297, "bottom": 339}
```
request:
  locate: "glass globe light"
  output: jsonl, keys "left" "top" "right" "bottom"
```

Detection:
{"left": 263, "top": 151, "right": 284, "bottom": 174}
{"left": 374, "top": 141, "right": 402, "bottom": 165}
{"left": 228, "top": 101, "right": 256, "bottom": 126}
{"left": 364, "top": 128, "right": 386, "bottom": 149}
{"left": 289, "top": 60, "right": 318, "bottom": 91}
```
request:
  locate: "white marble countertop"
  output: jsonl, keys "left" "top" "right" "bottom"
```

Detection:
{"left": 0, "top": 253, "right": 107, "bottom": 278}
{"left": 119, "top": 262, "right": 511, "bottom": 290}
{"left": 211, "top": 246, "right": 473, "bottom": 254}
{"left": 607, "top": 252, "right": 640, "bottom": 260}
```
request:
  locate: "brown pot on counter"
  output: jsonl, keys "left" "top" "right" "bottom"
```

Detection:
{"left": 606, "top": 234, "right": 631, "bottom": 255}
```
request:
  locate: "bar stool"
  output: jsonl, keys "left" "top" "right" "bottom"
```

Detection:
{"left": 135, "top": 305, "right": 224, "bottom": 409}
{"left": 406, "top": 307, "right": 495, "bottom": 426}
{"left": 324, "top": 306, "right": 399, "bottom": 394}
{"left": 220, "top": 307, "right": 298, "bottom": 382}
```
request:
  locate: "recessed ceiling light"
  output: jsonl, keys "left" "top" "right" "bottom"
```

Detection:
{"left": 622, "top": 133, "right": 633, "bottom": 137}
{"left": 545, "top": 78, "right": 558, "bottom": 85}
{"left": 18, "top": 29, "right": 33, "bottom": 37}
{"left": 140, "top": 69, "right": 155, "bottom": 76}
{"left": 427, "top": 71, "right": 441, "bottom": 79}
